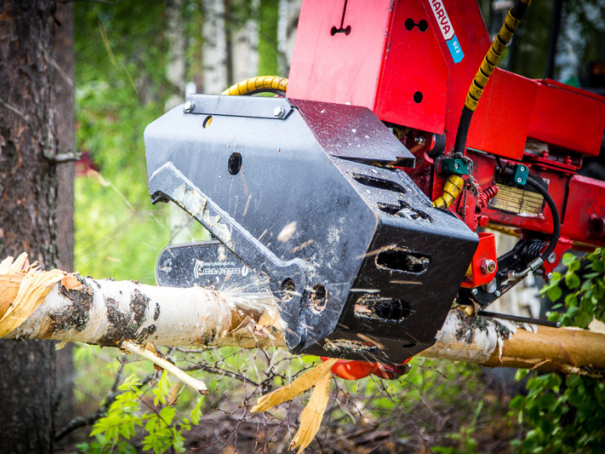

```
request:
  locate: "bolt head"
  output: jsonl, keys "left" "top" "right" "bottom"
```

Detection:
{"left": 481, "top": 259, "right": 497, "bottom": 274}
{"left": 184, "top": 101, "right": 195, "bottom": 112}
{"left": 471, "top": 288, "right": 478, "bottom": 296}
{"left": 273, "top": 106, "right": 286, "bottom": 118}
{"left": 548, "top": 252, "right": 556, "bottom": 263}
{"left": 520, "top": 166, "right": 525, "bottom": 171}
{"left": 547, "top": 272, "right": 553, "bottom": 280}
{"left": 517, "top": 177, "right": 523, "bottom": 184}
{"left": 454, "top": 163, "right": 459, "bottom": 169}
{"left": 495, "top": 290, "right": 501, "bottom": 297}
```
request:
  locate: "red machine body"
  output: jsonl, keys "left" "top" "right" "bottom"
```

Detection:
{"left": 288, "top": 0, "right": 605, "bottom": 268}
{"left": 287, "top": 0, "right": 605, "bottom": 379}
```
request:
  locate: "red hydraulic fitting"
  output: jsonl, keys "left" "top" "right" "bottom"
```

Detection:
{"left": 372, "top": 357, "right": 412, "bottom": 380}
{"left": 321, "top": 358, "right": 376, "bottom": 380}
{"left": 321, "top": 357, "right": 413, "bottom": 380}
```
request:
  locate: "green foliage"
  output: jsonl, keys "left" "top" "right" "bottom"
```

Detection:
{"left": 83, "top": 372, "right": 203, "bottom": 454}
{"left": 74, "top": 0, "right": 183, "bottom": 283}
{"left": 258, "top": 0, "right": 279, "bottom": 75}
{"left": 433, "top": 400, "right": 484, "bottom": 454}
{"left": 542, "top": 249, "right": 605, "bottom": 328}
{"left": 511, "top": 249, "right": 605, "bottom": 452}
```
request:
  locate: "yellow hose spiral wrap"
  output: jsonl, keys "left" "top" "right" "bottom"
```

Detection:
{"left": 433, "top": 175, "right": 464, "bottom": 209}
{"left": 221, "top": 76, "right": 288, "bottom": 96}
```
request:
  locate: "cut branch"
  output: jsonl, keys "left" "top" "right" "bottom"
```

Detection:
{"left": 2, "top": 263, "right": 605, "bottom": 378}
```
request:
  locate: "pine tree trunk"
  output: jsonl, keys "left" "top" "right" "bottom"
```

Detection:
{"left": 0, "top": 1, "right": 59, "bottom": 451}
{"left": 53, "top": 0, "right": 76, "bottom": 437}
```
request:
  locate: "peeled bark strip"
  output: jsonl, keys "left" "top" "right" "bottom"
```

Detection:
{"left": 121, "top": 340, "right": 208, "bottom": 394}
{"left": 2, "top": 269, "right": 605, "bottom": 378}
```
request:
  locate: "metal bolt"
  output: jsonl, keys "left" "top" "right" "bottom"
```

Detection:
{"left": 495, "top": 290, "right": 501, "bottom": 297}
{"left": 273, "top": 106, "right": 286, "bottom": 118}
{"left": 548, "top": 252, "right": 556, "bottom": 263}
{"left": 520, "top": 166, "right": 525, "bottom": 171}
{"left": 471, "top": 288, "right": 478, "bottom": 296}
{"left": 517, "top": 177, "right": 523, "bottom": 184}
{"left": 184, "top": 101, "right": 195, "bottom": 112}
{"left": 480, "top": 259, "right": 497, "bottom": 274}
{"left": 413, "top": 136, "right": 426, "bottom": 146}
{"left": 454, "top": 163, "right": 459, "bottom": 169}
{"left": 547, "top": 272, "right": 553, "bottom": 280}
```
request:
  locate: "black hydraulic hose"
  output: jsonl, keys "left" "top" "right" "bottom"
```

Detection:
{"left": 453, "top": 107, "right": 473, "bottom": 155}
{"left": 525, "top": 174, "right": 561, "bottom": 262}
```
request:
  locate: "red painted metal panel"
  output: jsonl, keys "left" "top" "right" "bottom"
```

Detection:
{"left": 286, "top": 0, "right": 393, "bottom": 109}
{"left": 374, "top": 0, "right": 449, "bottom": 134}
{"left": 468, "top": 69, "right": 537, "bottom": 160}
{"left": 528, "top": 81, "right": 605, "bottom": 156}
{"left": 563, "top": 175, "right": 605, "bottom": 245}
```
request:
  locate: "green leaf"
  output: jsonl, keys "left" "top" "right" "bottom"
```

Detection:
{"left": 547, "top": 285, "right": 563, "bottom": 302}
{"left": 565, "top": 272, "right": 581, "bottom": 289}
{"left": 569, "top": 259, "right": 581, "bottom": 272}
{"left": 564, "top": 293, "right": 578, "bottom": 306}
{"left": 190, "top": 396, "right": 204, "bottom": 426}
{"left": 510, "top": 395, "right": 525, "bottom": 410}
{"left": 590, "top": 259, "right": 604, "bottom": 272}
{"left": 562, "top": 253, "right": 576, "bottom": 266}
{"left": 574, "top": 311, "right": 593, "bottom": 329}
{"left": 159, "top": 406, "right": 176, "bottom": 426}
{"left": 515, "top": 369, "right": 530, "bottom": 381}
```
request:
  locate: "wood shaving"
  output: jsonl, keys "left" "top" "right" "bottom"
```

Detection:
{"left": 251, "top": 358, "right": 337, "bottom": 413}
{"left": 290, "top": 371, "right": 331, "bottom": 453}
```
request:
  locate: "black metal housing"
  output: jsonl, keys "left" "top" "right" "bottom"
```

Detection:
{"left": 145, "top": 95, "right": 478, "bottom": 363}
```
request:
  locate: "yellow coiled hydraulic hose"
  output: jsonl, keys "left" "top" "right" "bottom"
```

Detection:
{"left": 433, "top": 175, "right": 464, "bottom": 209}
{"left": 454, "top": 0, "right": 532, "bottom": 154}
{"left": 222, "top": 76, "right": 288, "bottom": 96}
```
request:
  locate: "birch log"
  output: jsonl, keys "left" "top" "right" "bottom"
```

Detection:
{"left": 2, "top": 267, "right": 605, "bottom": 379}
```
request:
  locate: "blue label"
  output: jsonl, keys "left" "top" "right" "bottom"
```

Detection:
{"left": 446, "top": 35, "right": 464, "bottom": 64}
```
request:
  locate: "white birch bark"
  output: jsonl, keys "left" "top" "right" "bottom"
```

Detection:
{"left": 4, "top": 274, "right": 605, "bottom": 378}
{"left": 202, "top": 0, "right": 228, "bottom": 93}
{"left": 232, "top": 5, "right": 259, "bottom": 82}
{"left": 165, "top": 0, "right": 187, "bottom": 110}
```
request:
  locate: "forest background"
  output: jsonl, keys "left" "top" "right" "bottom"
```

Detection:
{"left": 19, "top": 0, "right": 605, "bottom": 452}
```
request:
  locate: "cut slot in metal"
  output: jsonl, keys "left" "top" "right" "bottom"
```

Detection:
{"left": 376, "top": 248, "right": 430, "bottom": 274}
{"left": 352, "top": 173, "right": 406, "bottom": 194}
{"left": 377, "top": 200, "right": 433, "bottom": 222}
{"left": 354, "top": 294, "right": 411, "bottom": 322}
{"left": 324, "top": 339, "right": 378, "bottom": 354}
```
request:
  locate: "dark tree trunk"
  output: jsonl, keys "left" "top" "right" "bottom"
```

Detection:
{"left": 53, "top": 0, "right": 76, "bottom": 439}
{"left": 0, "top": 0, "right": 60, "bottom": 452}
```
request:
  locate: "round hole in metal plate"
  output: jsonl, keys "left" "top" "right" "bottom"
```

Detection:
{"left": 280, "top": 278, "right": 296, "bottom": 301}
{"left": 228, "top": 152, "right": 242, "bottom": 176}
{"left": 310, "top": 284, "right": 328, "bottom": 313}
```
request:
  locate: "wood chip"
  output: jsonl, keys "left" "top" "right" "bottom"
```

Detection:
{"left": 60, "top": 275, "right": 82, "bottom": 291}
{"left": 251, "top": 358, "right": 337, "bottom": 413}
{"left": 290, "top": 371, "right": 331, "bottom": 453}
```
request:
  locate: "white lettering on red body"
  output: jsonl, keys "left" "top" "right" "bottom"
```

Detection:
{"left": 429, "top": 0, "right": 455, "bottom": 41}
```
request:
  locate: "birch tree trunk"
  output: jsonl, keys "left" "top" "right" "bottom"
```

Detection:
{"left": 202, "top": 0, "right": 228, "bottom": 93}
{"left": 3, "top": 270, "right": 605, "bottom": 380}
